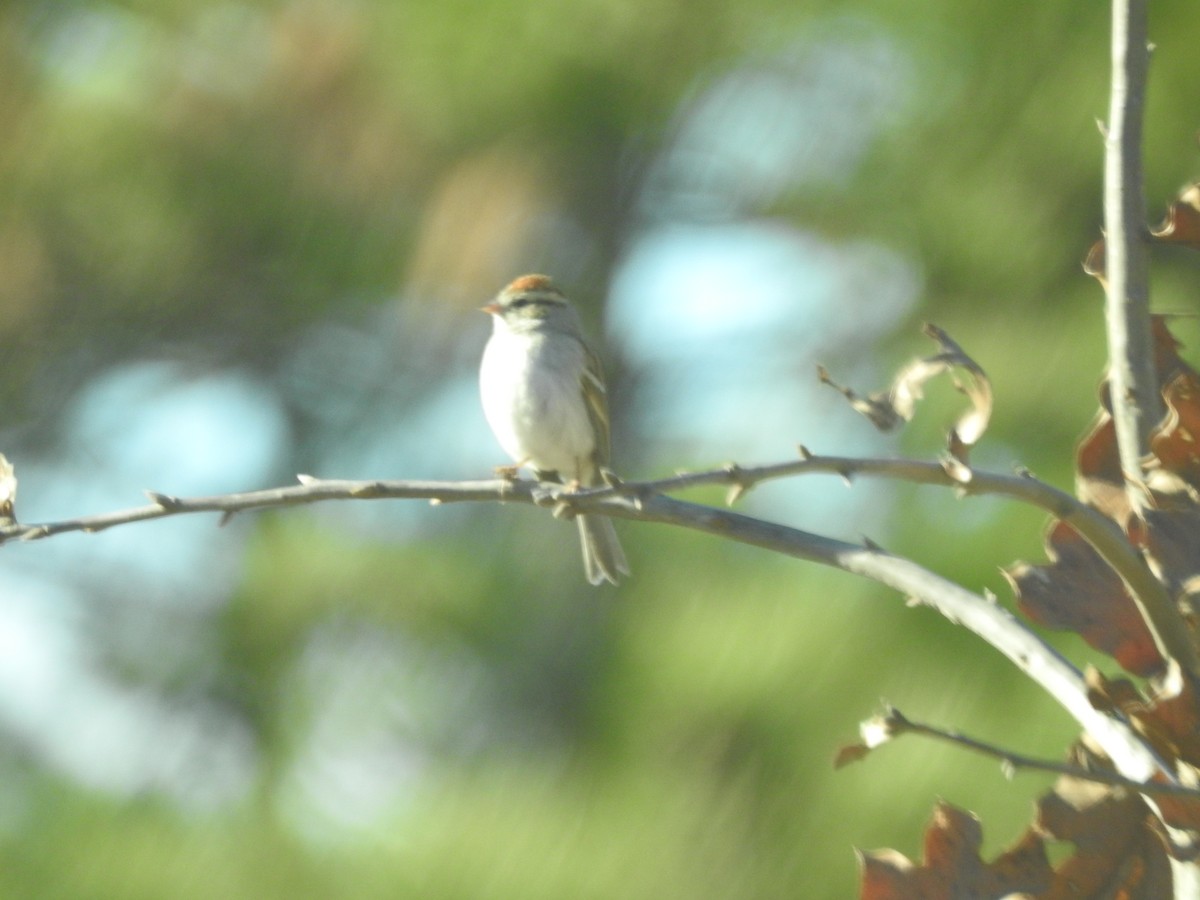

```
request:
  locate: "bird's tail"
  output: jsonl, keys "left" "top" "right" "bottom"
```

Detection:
{"left": 577, "top": 515, "right": 630, "bottom": 586}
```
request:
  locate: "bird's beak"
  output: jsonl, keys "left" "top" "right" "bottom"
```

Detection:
{"left": 481, "top": 302, "right": 502, "bottom": 315}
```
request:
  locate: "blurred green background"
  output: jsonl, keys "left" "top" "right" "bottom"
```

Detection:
{"left": 1, "top": 0, "right": 1198, "bottom": 897}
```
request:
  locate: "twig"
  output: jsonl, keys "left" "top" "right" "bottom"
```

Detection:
{"left": 1104, "top": 0, "right": 1159, "bottom": 497}
{"left": 865, "top": 705, "right": 1200, "bottom": 800}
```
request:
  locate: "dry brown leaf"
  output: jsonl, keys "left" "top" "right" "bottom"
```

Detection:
{"left": 821, "top": 325, "right": 992, "bottom": 465}
{"left": 1149, "top": 370, "right": 1200, "bottom": 492}
{"left": 1132, "top": 506, "right": 1200, "bottom": 610}
{"left": 1012, "top": 316, "right": 1200, "bottom": 679}
{"left": 1083, "top": 666, "right": 1200, "bottom": 829}
{"left": 834, "top": 743, "right": 872, "bottom": 769}
{"left": 860, "top": 750, "right": 1178, "bottom": 898}
{"left": 1152, "top": 183, "right": 1200, "bottom": 250}
{"left": 1083, "top": 238, "right": 1107, "bottom": 288}
{"left": 1074, "top": 413, "right": 1130, "bottom": 523}
{"left": 1006, "top": 520, "right": 1165, "bottom": 677}
{"left": 858, "top": 800, "right": 1052, "bottom": 900}
{"left": 1035, "top": 773, "right": 1172, "bottom": 899}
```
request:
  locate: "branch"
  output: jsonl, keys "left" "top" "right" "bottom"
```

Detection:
{"left": 623, "top": 489, "right": 1171, "bottom": 785}
{"left": 0, "top": 465, "right": 1173, "bottom": 787}
{"left": 2, "top": 449, "right": 1192, "bottom": 676}
{"left": 594, "top": 452, "right": 1195, "bottom": 678}
{"left": 847, "top": 704, "right": 1200, "bottom": 800}
{"left": 6, "top": 441, "right": 1192, "bottom": 677}
{"left": 1104, "top": 0, "right": 1159, "bottom": 495}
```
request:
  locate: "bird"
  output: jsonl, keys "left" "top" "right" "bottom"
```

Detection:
{"left": 479, "top": 274, "right": 630, "bottom": 585}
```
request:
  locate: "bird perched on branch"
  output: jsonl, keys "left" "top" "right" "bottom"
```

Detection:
{"left": 480, "top": 274, "right": 629, "bottom": 585}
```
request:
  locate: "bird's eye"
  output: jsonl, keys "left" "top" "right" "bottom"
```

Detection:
{"left": 509, "top": 298, "right": 530, "bottom": 309}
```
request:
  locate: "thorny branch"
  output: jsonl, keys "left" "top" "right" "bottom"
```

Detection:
{"left": 0, "top": 452, "right": 1184, "bottom": 677}
{"left": 0, "top": 457, "right": 1181, "bottom": 788}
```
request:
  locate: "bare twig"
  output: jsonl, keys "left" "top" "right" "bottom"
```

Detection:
{"left": 1104, "top": 0, "right": 1159, "bottom": 495}
{"left": 859, "top": 705, "right": 1200, "bottom": 799}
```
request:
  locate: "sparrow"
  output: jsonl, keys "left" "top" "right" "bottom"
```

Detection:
{"left": 480, "top": 274, "right": 630, "bottom": 585}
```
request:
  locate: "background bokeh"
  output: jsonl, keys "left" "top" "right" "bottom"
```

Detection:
{"left": 1, "top": 1, "right": 1198, "bottom": 896}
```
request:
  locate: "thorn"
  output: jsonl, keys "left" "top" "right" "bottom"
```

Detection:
{"left": 297, "top": 473, "right": 318, "bottom": 486}
{"left": 600, "top": 468, "right": 622, "bottom": 488}
{"left": 862, "top": 535, "right": 884, "bottom": 552}
{"left": 797, "top": 444, "right": 812, "bottom": 460}
{"left": 1095, "top": 117, "right": 1108, "bottom": 139}
{"left": 838, "top": 468, "right": 854, "bottom": 488}
{"left": 726, "top": 482, "right": 750, "bottom": 506}
{"left": 218, "top": 510, "right": 236, "bottom": 527}
{"left": 552, "top": 500, "right": 575, "bottom": 520}
{"left": 429, "top": 498, "right": 442, "bottom": 506}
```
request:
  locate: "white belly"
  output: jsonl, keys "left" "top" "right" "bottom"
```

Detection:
{"left": 480, "top": 328, "right": 597, "bottom": 479}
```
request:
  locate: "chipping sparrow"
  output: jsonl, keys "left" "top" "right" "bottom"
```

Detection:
{"left": 480, "top": 274, "right": 630, "bottom": 585}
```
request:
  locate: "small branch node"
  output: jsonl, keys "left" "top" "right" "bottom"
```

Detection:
{"left": 940, "top": 453, "right": 974, "bottom": 485}
{"left": 531, "top": 487, "right": 559, "bottom": 508}
{"left": 725, "top": 482, "right": 752, "bottom": 506}
{"left": 145, "top": 491, "right": 181, "bottom": 510}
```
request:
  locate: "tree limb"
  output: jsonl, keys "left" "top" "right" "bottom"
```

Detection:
{"left": 2, "top": 449, "right": 1192, "bottom": 676}
{"left": 0, "top": 463, "right": 1177, "bottom": 787}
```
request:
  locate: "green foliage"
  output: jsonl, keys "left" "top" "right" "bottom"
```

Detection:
{"left": 1, "top": 0, "right": 1197, "bottom": 896}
